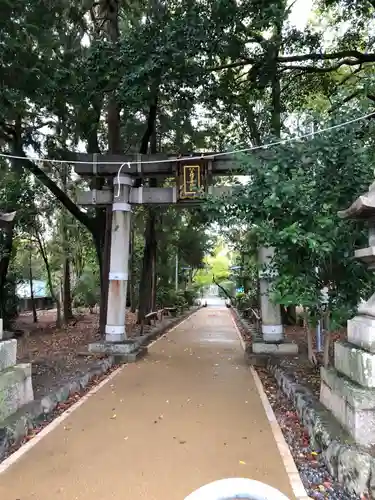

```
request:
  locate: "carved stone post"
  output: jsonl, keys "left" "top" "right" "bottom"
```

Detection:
{"left": 252, "top": 246, "right": 298, "bottom": 355}
{"left": 258, "top": 247, "right": 283, "bottom": 342}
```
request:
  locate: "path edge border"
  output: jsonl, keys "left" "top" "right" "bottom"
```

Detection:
{"left": 230, "top": 311, "right": 310, "bottom": 500}
{"left": 231, "top": 307, "right": 375, "bottom": 498}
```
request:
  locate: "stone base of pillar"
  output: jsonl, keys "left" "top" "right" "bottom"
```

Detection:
{"left": 0, "top": 329, "right": 34, "bottom": 421}
{"left": 320, "top": 314, "right": 375, "bottom": 447}
{"left": 320, "top": 366, "right": 375, "bottom": 447}
{"left": 88, "top": 340, "right": 147, "bottom": 363}
{"left": 261, "top": 324, "right": 284, "bottom": 343}
{"left": 252, "top": 341, "right": 298, "bottom": 355}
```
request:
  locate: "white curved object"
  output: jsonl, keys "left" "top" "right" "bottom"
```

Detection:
{"left": 185, "top": 478, "right": 290, "bottom": 500}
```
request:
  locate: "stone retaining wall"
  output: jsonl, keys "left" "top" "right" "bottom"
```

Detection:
{"left": 233, "top": 308, "right": 375, "bottom": 497}
{"left": 268, "top": 361, "right": 375, "bottom": 497}
{"left": 0, "top": 307, "right": 199, "bottom": 462}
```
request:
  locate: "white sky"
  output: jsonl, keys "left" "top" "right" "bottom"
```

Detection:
{"left": 289, "top": 0, "right": 314, "bottom": 30}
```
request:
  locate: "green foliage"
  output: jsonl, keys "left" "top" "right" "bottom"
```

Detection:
{"left": 182, "top": 288, "right": 199, "bottom": 307}
{"left": 72, "top": 270, "right": 100, "bottom": 311}
{"left": 236, "top": 291, "right": 258, "bottom": 311}
{"left": 194, "top": 246, "right": 231, "bottom": 287}
{"left": 216, "top": 108, "right": 375, "bottom": 325}
{"left": 1, "top": 0, "right": 375, "bottom": 335}
{"left": 217, "top": 280, "right": 236, "bottom": 298}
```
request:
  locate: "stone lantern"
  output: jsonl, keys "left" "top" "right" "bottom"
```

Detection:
{"left": 0, "top": 211, "right": 34, "bottom": 422}
{"left": 320, "top": 181, "right": 375, "bottom": 447}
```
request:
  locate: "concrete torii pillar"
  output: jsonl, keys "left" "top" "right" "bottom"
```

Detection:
{"left": 258, "top": 247, "right": 283, "bottom": 342}
{"left": 89, "top": 175, "right": 141, "bottom": 359}
{"left": 252, "top": 247, "right": 298, "bottom": 355}
{"left": 105, "top": 174, "right": 132, "bottom": 343}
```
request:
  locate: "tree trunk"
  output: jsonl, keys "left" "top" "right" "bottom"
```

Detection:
{"left": 63, "top": 256, "right": 73, "bottom": 321}
{"left": 9, "top": 91, "right": 107, "bottom": 332}
{"left": 35, "top": 228, "right": 62, "bottom": 328}
{"left": 95, "top": 0, "right": 122, "bottom": 335}
{"left": 92, "top": 206, "right": 112, "bottom": 337}
{"left": 102, "top": 205, "right": 113, "bottom": 335}
{"left": 281, "top": 305, "right": 297, "bottom": 325}
{"left": 270, "top": 19, "right": 282, "bottom": 139}
{"left": 61, "top": 187, "right": 73, "bottom": 321}
{"left": 137, "top": 92, "right": 159, "bottom": 323}
{"left": 271, "top": 71, "right": 282, "bottom": 137}
{"left": 0, "top": 224, "right": 15, "bottom": 326}
{"left": 129, "top": 223, "right": 137, "bottom": 313}
{"left": 29, "top": 247, "right": 38, "bottom": 323}
{"left": 150, "top": 190, "right": 158, "bottom": 311}
{"left": 323, "top": 310, "right": 331, "bottom": 368}
{"left": 151, "top": 236, "right": 157, "bottom": 309}
{"left": 303, "top": 308, "right": 317, "bottom": 365}
{"left": 138, "top": 208, "right": 157, "bottom": 320}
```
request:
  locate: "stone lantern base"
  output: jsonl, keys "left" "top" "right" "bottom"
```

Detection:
{"left": 0, "top": 319, "right": 34, "bottom": 422}
{"left": 320, "top": 314, "right": 375, "bottom": 447}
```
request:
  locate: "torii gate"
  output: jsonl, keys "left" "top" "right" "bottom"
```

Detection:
{"left": 73, "top": 153, "right": 293, "bottom": 358}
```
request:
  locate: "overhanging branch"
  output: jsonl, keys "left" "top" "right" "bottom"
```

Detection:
{"left": 13, "top": 151, "right": 95, "bottom": 232}
{"left": 278, "top": 50, "right": 375, "bottom": 65}
{"left": 209, "top": 50, "right": 375, "bottom": 73}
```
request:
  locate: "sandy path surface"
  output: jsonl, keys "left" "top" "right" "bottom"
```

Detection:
{"left": 0, "top": 307, "right": 295, "bottom": 500}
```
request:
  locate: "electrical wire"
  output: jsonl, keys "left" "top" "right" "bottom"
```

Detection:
{"left": 0, "top": 111, "right": 373, "bottom": 167}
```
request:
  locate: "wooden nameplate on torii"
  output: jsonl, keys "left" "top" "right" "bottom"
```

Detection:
{"left": 176, "top": 161, "right": 210, "bottom": 203}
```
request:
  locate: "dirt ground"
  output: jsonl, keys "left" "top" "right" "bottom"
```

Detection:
{"left": 280, "top": 326, "right": 347, "bottom": 398}
{"left": 14, "top": 308, "right": 139, "bottom": 399}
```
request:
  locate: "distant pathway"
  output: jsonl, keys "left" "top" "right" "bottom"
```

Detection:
{"left": 0, "top": 307, "right": 299, "bottom": 499}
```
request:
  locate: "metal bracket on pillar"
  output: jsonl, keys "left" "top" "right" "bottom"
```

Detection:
{"left": 93, "top": 153, "right": 98, "bottom": 175}
{"left": 137, "top": 154, "right": 142, "bottom": 175}
{"left": 105, "top": 325, "right": 125, "bottom": 335}
{"left": 109, "top": 272, "right": 129, "bottom": 280}
{"left": 113, "top": 175, "right": 133, "bottom": 187}
{"left": 113, "top": 202, "right": 131, "bottom": 212}
{"left": 262, "top": 325, "right": 283, "bottom": 335}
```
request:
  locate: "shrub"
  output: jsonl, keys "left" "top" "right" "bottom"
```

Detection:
{"left": 72, "top": 270, "right": 100, "bottom": 312}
